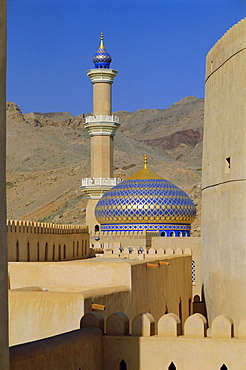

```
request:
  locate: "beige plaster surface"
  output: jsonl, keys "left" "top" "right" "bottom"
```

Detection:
{"left": 0, "top": 1, "right": 9, "bottom": 368}
{"left": 9, "top": 290, "right": 85, "bottom": 346}
{"left": 152, "top": 237, "right": 201, "bottom": 296}
{"left": 86, "top": 198, "right": 100, "bottom": 232}
{"left": 201, "top": 17, "right": 246, "bottom": 333}
{"left": 8, "top": 230, "right": 89, "bottom": 262}
{"left": 93, "top": 82, "right": 111, "bottom": 115}
{"left": 91, "top": 135, "right": 113, "bottom": 178}
{"left": 103, "top": 335, "right": 246, "bottom": 370}
{"left": 8, "top": 255, "right": 191, "bottom": 344}
{"left": 10, "top": 327, "right": 103, "bottom": 370}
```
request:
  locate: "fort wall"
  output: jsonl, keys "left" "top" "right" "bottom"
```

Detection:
{"left": 0, "top": 1, "right": 9, "bottom": 368}
{"left": 10, "top": 311, "right": 246, "bottom": 370}
{"left": 8, "top": 255, "right": 191, "bottom": 345}
{"left": 90, "top": 230, "right": 157, "bottom": 249}
{"left": 7, "top": 219, "right": 90, "bottom": 262}
{"left": 201, "top": 17, "right": 246, "bottom": 332}
{"left": 10, "top": 327, "right": 103, "bottom": 370}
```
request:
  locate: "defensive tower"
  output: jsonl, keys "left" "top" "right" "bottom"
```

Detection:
{"left": 81, "top": 33, "right": 121, "bottom": 231}
{"left": 201, "top": 18, "right": 246, "bottom": 333}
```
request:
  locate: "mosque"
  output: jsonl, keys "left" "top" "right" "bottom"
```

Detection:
{"left": 2, "top": 15, "right": 246, "bottom": 370}
{"left": 82, "top": 34, "right": 196, "bottom": 241}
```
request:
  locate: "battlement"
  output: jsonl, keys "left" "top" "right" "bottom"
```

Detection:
{"left": 7, "top": 219, "right": 90, "bottom": 262}
{"left": 206, "top": 17, "right": 246, "bottom": 79}
{"left": 81, "top": 311, "right": 246, "bottom": 338}
{"left": 7, "top": 219, "right": 88, "bottom": 234}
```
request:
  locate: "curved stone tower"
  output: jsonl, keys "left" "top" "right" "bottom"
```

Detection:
{"left": 201, "top": 18, "right": 246, "bottom": 332}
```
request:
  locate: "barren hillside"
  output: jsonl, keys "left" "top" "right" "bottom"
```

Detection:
{"left": 6, "top": 96, "right": 203, "bottom": 235}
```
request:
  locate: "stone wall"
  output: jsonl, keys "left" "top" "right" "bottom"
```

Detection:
{"left": 7, "top": 219, "right": 90, "bottom": 262}
{"left": 10, "top": 327, "right": 103, "bottom": 370}
{"left": 0, "top": 0, "right": 9, "bottom": 367}
{"left": 91, "top": 230, "right": 159, "bottom": 249}
{"left": 8, "top": 255, "right": 191, "bottom": 345}
{"left": 201, "top": 17, "right": 246, "bottom": 333}
{"left": 10, "top": 311, "right": 246, "bottom": 369}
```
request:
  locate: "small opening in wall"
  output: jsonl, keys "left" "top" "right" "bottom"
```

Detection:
{"left": 226, "top": 157, "right": 230, "bottom": 168}
{"left": 225, "top": 157, "right": 231, "bottom": 173}
{"left": 119, "top": 359, "right": 127, "bottom": 370}
{"left": 210, "top": 60, "right": 213, "bottom": 72}
{"left": 220, "top": 365, "right": 228, "bottom": 370}
{"left": 168, "top": 362, "right": 176, "bottom": 370}
{"left": 95, "top": 225, "right": 100, "bottom": 232}
{"left": 27, "top": 242, "right": 30, "bottom": 262}
{"left": 16, "top": 241, "right": 19, "bottom": 262}
{"left": 45, "top": 242, "right": 48, "bottom": 261}
{"left": 52, "top": 244, "right": 55, "bottom": 261}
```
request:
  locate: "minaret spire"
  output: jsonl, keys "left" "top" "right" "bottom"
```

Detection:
{"left": 93, "top": 32, "right": 112, "bottom": 69}
{"left": 99, "top": 33, "right": 104, "bottom": 48}
{"left": 81, "top": 34, "right": 121, "bottom": 232}
{"left": 144, "top": 155, "right": 148, "bottom": 169}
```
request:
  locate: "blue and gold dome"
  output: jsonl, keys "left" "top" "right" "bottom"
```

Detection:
{"left": 93, "top": 33, "right": 112, "bottom": 69}
{"left": 95, "top": 156, "right": 196, "bottom": 236}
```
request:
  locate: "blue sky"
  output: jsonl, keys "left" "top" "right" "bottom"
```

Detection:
{"left": 7, "top": 0, "right": 245, "bottom": 115}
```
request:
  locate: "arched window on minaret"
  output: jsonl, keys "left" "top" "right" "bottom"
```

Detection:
{"left": 95, "top": 225, "right": 100, "bottom": 232}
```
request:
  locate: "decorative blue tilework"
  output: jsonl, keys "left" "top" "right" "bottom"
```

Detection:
{"left": 95, "top": 179, "right": 196, "bottom": 233}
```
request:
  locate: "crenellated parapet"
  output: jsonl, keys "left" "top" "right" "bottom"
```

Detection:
{"left": 10, "top": 311, "right": 246, "bottom": 370}
{"left": 206, "top": 17, "right": 246, "bottom": 79}
{"left": 7, "top": 219, "right": 90, "bottom": 262}
{"left": 81, "top": 310, "right": 246, "bottom": 339}
{"left": 7, "top": 219, "right": 88, "bottom": 234}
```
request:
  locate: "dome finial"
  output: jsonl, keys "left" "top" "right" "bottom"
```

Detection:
{"left": 93, "top": 33, "right": 112, "bottom": 69}
{"left": 99, "top": 33, "right": 104, "bottom": 48}
{"left": 144, "top": 155, "right": 148, "bottom": 168}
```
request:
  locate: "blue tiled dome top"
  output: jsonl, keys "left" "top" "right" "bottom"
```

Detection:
{"left": 95, "top": 156, "right": 196, "bottom": 230}
{"left": 93, "top": 33, "right": 112, "bottom": 69}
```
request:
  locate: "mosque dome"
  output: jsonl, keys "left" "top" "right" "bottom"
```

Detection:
{"left": 93, "top": 33, "right": 112, "bottom": 69}
{"left": 95, "top": 156, "right": 196, "bottom": 237}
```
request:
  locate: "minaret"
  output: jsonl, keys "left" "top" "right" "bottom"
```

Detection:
{"left": 81, "top": 33, "right": 121, "bottom": 232}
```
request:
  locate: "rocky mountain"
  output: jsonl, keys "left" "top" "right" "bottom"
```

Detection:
{"left": 6, "top": 96, "right": 203, "bottom": 236}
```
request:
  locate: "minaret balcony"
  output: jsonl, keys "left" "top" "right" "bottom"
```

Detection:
{"left": 84, "top": 115, "right": 120, "bottom": 136}
{"left": 81, "top": 177, "right": 122, "bottom": 199}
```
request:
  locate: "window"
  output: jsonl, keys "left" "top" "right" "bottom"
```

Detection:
{"left": 168, "top": 362, "right": 176, "bottom": 370}
{"left": 119, "top": 360, "right": 127, "bottom": 370}
{"left": 16, "top": 241, "right": 19, "bottom": 262}
{"left": 225, "top": 157, "right": 230, "bottom": 173}
{"left": 45, "top": 242, "right": 48, "bottom": 261}
{"left": 27, "top": 242, "right": 30, "bottom": 262}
